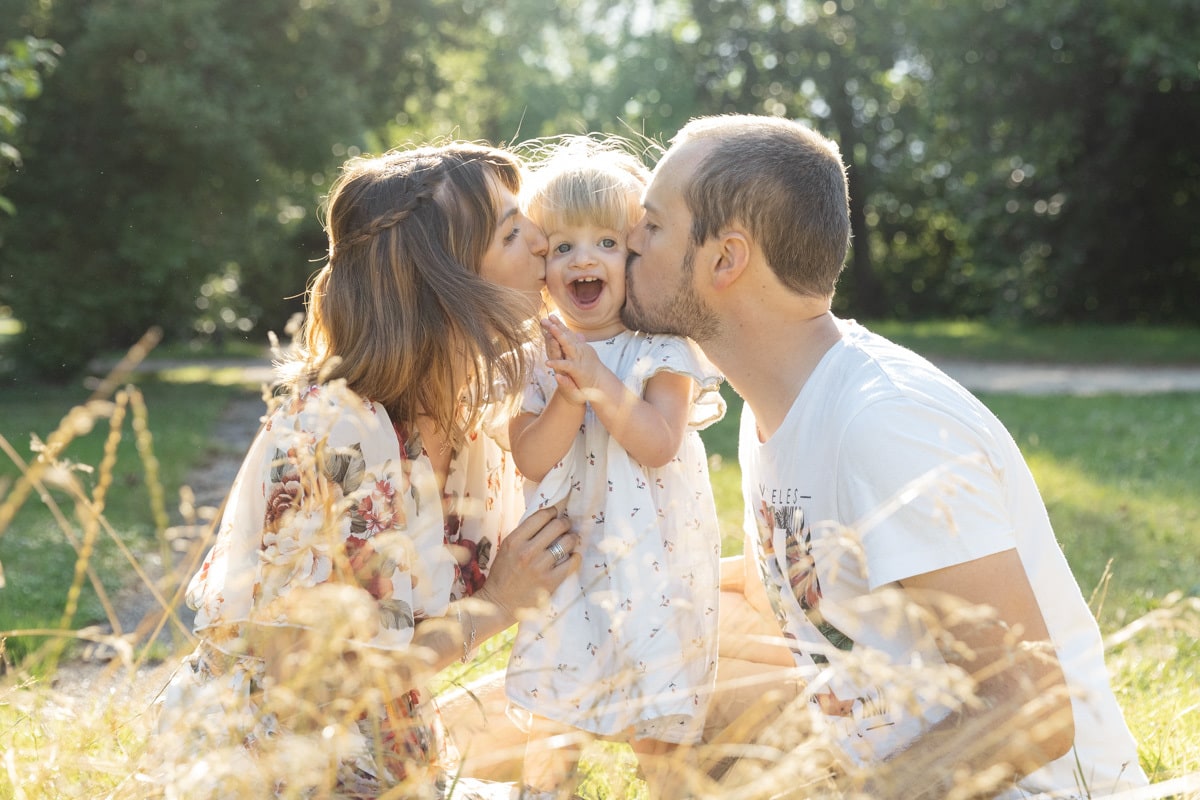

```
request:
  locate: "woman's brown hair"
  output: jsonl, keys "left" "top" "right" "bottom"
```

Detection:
{"left": 291, "top": 142, "right": 537, "bottom": 443}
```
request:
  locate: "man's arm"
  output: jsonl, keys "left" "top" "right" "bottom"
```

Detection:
{"left": 853, "top": 549, "right": 1075, "bottom": 799}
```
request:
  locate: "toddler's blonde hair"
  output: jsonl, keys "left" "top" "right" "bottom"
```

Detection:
{"left": 523, "top": 136, "right": 650, "bottom": 235}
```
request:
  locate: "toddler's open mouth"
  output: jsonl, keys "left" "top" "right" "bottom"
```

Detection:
{"left": 569, "top": 276, "right": 604, "bottom": 308}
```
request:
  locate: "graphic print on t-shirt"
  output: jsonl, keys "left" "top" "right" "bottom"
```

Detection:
{"left": 755, "top": 496, "right": 892, "bottom": 726}
{"left": 755, "top": 500, "right": 854, "bottom": 663}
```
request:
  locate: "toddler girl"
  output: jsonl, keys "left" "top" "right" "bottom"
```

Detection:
{"left": 504, "top": 138, "right": 724, "bottom": 798}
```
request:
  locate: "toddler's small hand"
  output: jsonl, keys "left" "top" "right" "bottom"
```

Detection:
{"left": 541, "top": 315, "right": 566, "bottom": 361}
{"left": 540, "top": 316, "right": 587, "bottom": 404}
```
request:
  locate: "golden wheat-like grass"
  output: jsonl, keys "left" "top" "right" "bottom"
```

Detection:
{"left": 2, "top": 334, "right": 1199, "bottom": 799}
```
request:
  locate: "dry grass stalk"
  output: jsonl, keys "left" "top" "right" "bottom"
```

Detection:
{"left": 2, "top": 339, "right": 1195, "bottom": 797}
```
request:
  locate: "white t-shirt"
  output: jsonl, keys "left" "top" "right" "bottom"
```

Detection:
{"left": 739, "top": 320, "right": 1146, "bottom": 797}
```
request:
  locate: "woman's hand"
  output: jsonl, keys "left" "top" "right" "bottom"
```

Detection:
{"left": 474, "top": 506, "right": 580, "bottom": 625}
{"left": 415, "top": 508, "right": 578, "bottom": 673}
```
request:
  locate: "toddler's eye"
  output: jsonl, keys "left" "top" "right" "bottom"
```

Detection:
{"left": 554, "top": 242, "right": 572, "bottom": 254}
{"left": 600, "top": 237, "right": 618, "bottom": 249}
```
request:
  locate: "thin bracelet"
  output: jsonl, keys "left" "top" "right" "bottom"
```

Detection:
{"left": 456, "top": 603, "right": 477, "bottom": 664}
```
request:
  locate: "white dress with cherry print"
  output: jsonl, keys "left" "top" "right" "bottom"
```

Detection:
{"left": 505, "top": 331, "right": 725, "bottom": 743}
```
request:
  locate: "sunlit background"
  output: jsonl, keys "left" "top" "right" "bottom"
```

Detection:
{"left": 2, "top": 0, "right": 1198, "bottom": 379}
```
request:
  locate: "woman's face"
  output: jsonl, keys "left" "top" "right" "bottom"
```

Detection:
{"left": 479, "top": 177, "right": 548, "bottom": 311}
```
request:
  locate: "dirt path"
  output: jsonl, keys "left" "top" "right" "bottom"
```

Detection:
{"left": 935, "top": 359, "right": 1200, "bottom": 395}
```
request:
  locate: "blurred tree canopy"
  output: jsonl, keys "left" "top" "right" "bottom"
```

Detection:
{"left": 0, "top": 0, "right": 465, "bottom": 376}
{"left": 0, "top": 32, "right": 59, "bottom": 216}
{"left": 1, "top": 0, "right": 1197, "bottom": 379}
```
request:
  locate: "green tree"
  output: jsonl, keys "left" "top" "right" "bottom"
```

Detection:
{"left": 0, "top": 0, "right": 463, "bottom": 378}
{"left": 401, "top": 0, "right": 695, "bottom": 148}
{"left": 614, "top": 0, "right": 921, "bottom": 316}
{"left": 7, "top": 0, "right": 1197, "bottom": 362}
{"left": 901, "top": 0, "right": 1200, "bottom": 322}
{"left": 612, "top": 0, "right": 1200, "bottom": 323}
{"left": 0, "top": 33, "right": 60, "bottom": 218}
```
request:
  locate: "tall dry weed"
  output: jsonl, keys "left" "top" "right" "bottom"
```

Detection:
{"left": 2, "top": 334, "right": 1198, "bottom": 798}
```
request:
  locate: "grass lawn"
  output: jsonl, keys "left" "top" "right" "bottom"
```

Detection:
{"left": 867, "top": 318, "right": 1200, "bottom": 365}
{"left": 2, "top": 322, "right": 1198, "bottom": 796}
{"left": 0, "top": 376, "right": 257, "bottom": 664}
{"left": 982, "top": 392, "right": 1200, "bottom": 783}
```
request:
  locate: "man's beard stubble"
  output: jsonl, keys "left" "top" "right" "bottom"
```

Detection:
{"left": 621, "top": 243, "right": 719, "bottom": 342}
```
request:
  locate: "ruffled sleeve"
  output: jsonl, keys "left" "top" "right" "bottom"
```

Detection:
{"left": 519, "top": 341, "right": 558, "bottom": 419}
{"left": 185, "top": 381, "right": 457, "bottom": 653}
{"left": 626, "top": 334, "right": 726, "bottom": 430}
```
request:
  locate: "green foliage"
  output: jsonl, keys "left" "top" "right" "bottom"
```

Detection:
{"left": 0, "top": 0, "right": 467, "bottom": 378}
{"left": 3, "top": 0, "right": 1199, "bottom": 380}
{"left": 0, "top": 32, "right": 60, "bottom": 216}
{"left": 898, "top": 0, "right": 1200, "bottom": 322}
{"left": 398, "top": 1, "right": 696, "bottom": 146}
{"left": 648, "top": 0, "right": 917, "bottom": 316}
{"left": 556, "top": 0, "right": 1200, "bottom": 325}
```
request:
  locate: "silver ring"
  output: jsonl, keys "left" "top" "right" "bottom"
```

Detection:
{"left": 548, "top": 539, "right": 569, "bottom": 567}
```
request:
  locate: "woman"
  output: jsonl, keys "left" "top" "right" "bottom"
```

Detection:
{"left": 154, "top": 142, "right": 580, "bottom": 799}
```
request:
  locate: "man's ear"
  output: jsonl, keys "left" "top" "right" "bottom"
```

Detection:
{"left": 711, "top": 229, "right": 751, "bottom": 290}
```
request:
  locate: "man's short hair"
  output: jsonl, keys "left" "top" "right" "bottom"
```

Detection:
{"left": 673, "top": 115, "right": 851, "bottom": 298}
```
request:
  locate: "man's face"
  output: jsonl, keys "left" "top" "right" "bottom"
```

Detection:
{"left": 622, "top": 141, "right": 720, "bottom": 341}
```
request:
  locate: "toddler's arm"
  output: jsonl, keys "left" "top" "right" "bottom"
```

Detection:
{"left": 542, "top": 317, "right": 690, "bottom": 468}
{"left": 509, "top": 401, "right": 585, "bottom": 484}
{"left": 509, "top": 324, "right": 586, "bottom": 482}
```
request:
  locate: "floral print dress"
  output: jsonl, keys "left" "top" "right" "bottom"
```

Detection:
{"left": 505, "top": 331, "right": 725, "bottom": 743}
{"left": 154, "top": 382, "right": 522, "bottom": 799}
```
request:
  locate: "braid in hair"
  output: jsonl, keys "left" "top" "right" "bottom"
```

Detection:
{"left": 330, "top": 183, "right": 435, "bottom": 260}
{"left": 296, "top": 143, "right": 536, "bottom": 437}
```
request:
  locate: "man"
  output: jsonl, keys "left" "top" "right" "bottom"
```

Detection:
{"left": 622, "top": 114, "right": 1147, "bottom": 798}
